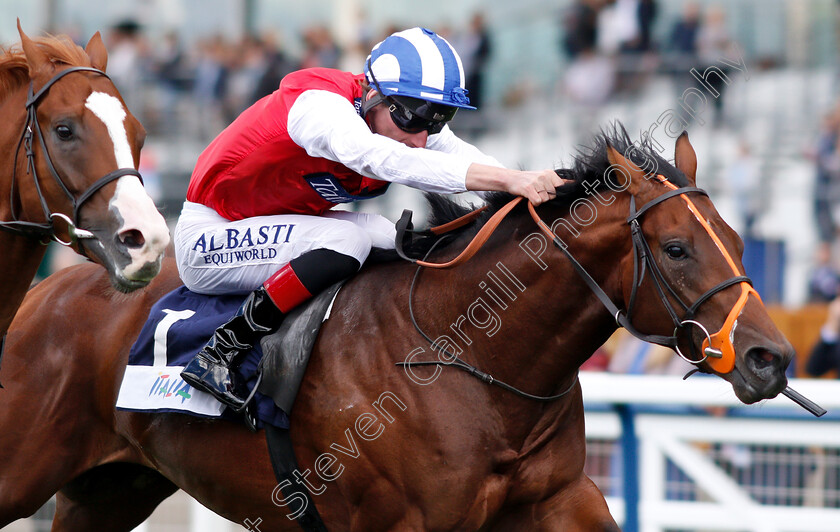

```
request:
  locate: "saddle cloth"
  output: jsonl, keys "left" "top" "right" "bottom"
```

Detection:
{"left": 116, "top": 284, "right": 341, "bottom": 429}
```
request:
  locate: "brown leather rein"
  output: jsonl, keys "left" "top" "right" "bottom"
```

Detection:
{"left": 394, "top": 198, "right": 515, "bottom": 268}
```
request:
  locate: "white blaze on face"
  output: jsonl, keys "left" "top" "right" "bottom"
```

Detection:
{"left": 85, "top": 92, "right": 133, "bottom": 167}
{"left": 85, "top": 91, "right": 170, "bottom": 279}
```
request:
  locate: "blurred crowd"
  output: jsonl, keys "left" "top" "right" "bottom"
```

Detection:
{"left": 806, "top": 96, "right": 840, "bottom": 380}
{"left": 68, "top": 14, "right": 492, "bottom": 143}
{"left": 810, "top": 101, "right": 840, "bottom": 303}
{"left": 559, "top": 0, "right": 735, "bottom": 116}
{"left": 31, "top": 2, "right": 752, "bottom": 139}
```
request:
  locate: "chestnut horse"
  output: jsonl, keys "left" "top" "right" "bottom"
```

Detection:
{"left": 0, "top": 22, "right": 169, "bottom": 337}
{"left": 0, "top": 130, "right": 793, "bottom": 530}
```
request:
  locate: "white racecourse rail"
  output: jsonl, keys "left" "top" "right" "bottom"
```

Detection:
{"left": 580, "top": 373, "right": 840, "bottom": 532}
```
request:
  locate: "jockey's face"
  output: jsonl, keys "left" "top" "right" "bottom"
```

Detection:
{"left": 365, "top": 91, "right": 429, "bottom": 149}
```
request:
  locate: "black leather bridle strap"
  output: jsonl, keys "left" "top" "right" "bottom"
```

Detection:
{"left": 544, "top": 230, "right": 678, "bottom": 347}
{"left": 627, "top": 186, "right": 707, "bottom": 223}
{"left": 396, "top": 359, "right": 580, "bottom": 402}
{"left": 398, "top": 235, "right": 581, "bottom": 402}
{"left": 6, "top": 123, "right": 52, "bottom": 238}
{"left": 684, "top": 275, "right": 753, "bottom": 320}
{"left": 73, "top": 168, "right": 142, "bottom": 224}
{"left": 3, "top": 66, "right": 142, "bottom": 244}
{"left": 626, "top": 188, "right": 709, "bottom": 328}
{"left": 631, "top": 221, "right": 688, "bottom": 318}
{"left": 25, "top": 66, "right": 105, "bottom": 106}
{"left": 28, "top": 67, "right": 142, "bottom": 227}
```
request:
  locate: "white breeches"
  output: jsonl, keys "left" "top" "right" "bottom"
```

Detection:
{"left": 174, "top": 201, "right": 396, "bottom": 295}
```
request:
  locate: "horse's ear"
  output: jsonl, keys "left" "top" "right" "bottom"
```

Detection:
{"left": 675, "top": 131, "right": 697, "bottom": 184}
{"left": 85, "top": 31, "right": 108, "bottom": 72}
{"left": 606, "top": 144, "right": 648, "bottom": 195}
{"left": 17, "top": 19, "right": 50, "bottom": 78}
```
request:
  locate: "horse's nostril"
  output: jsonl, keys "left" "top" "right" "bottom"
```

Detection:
{"left": 119, "top": 229, "right": 145, "bottom": 249}
{"left": 748, "top": 348, "right": 781, "bottom": 371}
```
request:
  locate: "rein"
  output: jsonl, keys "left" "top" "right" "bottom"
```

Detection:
{"left": 398, "top": 179, "right": 757, "bottom": 394}
{"left": 4, "top": 66, "right": 143, "bottom": 248}
{"left": 395, "top": 202, "right": 502, "bottom": 268}
{"left": 397, "top": 231, "right": 579, "bottom": 402}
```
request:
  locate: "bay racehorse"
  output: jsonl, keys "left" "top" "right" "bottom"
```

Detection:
{"left": 0, "top": 22, "right": 169, "bottom": 337}
{"left": 0, "top": 129, "right": 793, "bottom": 530}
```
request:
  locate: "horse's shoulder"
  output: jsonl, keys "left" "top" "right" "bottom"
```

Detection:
{"left": 334, "top": 259, "right": 409, "bottom": 312}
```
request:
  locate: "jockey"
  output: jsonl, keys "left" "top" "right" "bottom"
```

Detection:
{"left": 175, "top": 27, "right": 564, "bottom": 417}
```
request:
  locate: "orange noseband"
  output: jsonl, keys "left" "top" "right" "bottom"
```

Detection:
{"left": 657, "top": 178, "right": 760, "bottom": 373}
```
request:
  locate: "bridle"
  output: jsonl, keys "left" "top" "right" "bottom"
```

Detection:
{"left": 528, "top": 175, "right": 760, "bottom": 374}
{"left": 397, "top": 176, "right": 759, "bottom": 399}
{"left": 5, "top": 66, "right": 142, "bottom": 248}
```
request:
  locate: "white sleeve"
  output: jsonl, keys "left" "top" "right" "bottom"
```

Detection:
{"left": 426, "top": 126, "right": 507, "bottom": 201}
{"left": 288, "top": 90, "right": 489, "bottom": 194}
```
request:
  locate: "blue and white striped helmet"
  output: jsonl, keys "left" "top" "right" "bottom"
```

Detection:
{"left": 365, "top": 27, "right": 476, "bottom": 110}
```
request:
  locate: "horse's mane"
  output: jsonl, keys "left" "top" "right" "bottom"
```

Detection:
{"left": 382, "top": 122, "right": 690, "bottom": 261}
{"left": 0, "top": 34, "right": 92, "bottom": 98}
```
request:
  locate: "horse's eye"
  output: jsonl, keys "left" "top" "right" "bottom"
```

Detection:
{"left": 665, "top": 243, "right": 688, "bottom": 260}
{"left": 55, "top": 125, "right": 73, "bottom": 140}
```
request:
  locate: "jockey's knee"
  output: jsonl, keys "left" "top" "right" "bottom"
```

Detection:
{"left": 290, "top": 248, "right": 364, "bottom": 294}
{"left": 318, "top": 220, "right": 374, "bottom": 264}
{"left": 282, "top": 219, "right": 370, "bottom": 295}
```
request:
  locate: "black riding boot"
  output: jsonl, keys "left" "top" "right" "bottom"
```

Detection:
{"left": 182, "top": 250, "right": 360, "bottom": 418}
{"left": 181, "top": 287, "right": 284, "bottom": 410}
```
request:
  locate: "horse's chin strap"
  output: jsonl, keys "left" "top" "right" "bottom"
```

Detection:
{"left": 4, "top": 66, "right": 143, "bottom": 254}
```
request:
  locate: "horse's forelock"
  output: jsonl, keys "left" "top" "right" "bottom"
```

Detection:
{"left": 0, "top": 47, "right": 30, "bottom": 97}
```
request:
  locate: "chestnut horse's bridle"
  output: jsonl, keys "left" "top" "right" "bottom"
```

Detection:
{"left": 4, "top": 66, "right": 142, "bottom": 247}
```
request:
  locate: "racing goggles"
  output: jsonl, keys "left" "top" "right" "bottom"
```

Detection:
{"left": 386, "top": 95, "right": 457, "bottom": 134}
{"left": 366, "top": 59, "right": 457, "bottom": 134}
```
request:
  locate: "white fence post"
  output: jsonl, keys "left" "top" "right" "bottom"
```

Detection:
{"left": 583, "top": 374, "right": 840, "bottom": 532}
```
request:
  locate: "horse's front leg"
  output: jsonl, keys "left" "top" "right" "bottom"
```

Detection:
{"left": 51, "top": 465, "right": 178, "bottom": 532}
{"left": 489, "top": 475, "right": 619, "bottom": 532}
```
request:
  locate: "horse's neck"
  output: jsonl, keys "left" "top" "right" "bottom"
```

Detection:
{"left": 448, "top": 207, "right": 628, "bottom": 449}
{"left": 0, "top": 235, "right": 45, "bottom": 336}
{"left": 422, "top": 207, "right": 627, "bottom": 405}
